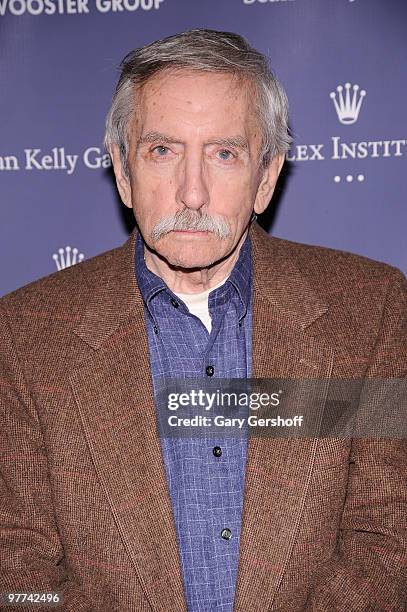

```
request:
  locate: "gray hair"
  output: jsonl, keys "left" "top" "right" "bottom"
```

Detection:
{"left": 104, "top": 29, "right": 291, "bottom": 177}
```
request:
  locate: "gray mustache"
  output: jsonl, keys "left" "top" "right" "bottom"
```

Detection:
{"left": 151, "top": 209, "right": 231, "bottom": 241}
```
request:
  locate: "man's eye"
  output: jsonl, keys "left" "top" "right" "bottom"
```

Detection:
{"left": 152, "top": 146, "right": 170, "bottom": 156}
{"left": 217, "top": 149, "right": 235, "bottom": 161}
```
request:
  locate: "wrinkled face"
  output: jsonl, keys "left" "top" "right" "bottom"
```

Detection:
{"left": 114, "top": 69, "right": 282, "bottom": 269}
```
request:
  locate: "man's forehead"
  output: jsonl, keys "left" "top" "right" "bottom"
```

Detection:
{"left": 130, "top": 68, "right": 260, "bottom": 142}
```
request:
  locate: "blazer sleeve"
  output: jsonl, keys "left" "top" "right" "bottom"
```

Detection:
{"left": 305, "top": 268, "right": 407, "bottom": 611}
{"left": 0, "top": 306, "right": 94, "bottom": 611}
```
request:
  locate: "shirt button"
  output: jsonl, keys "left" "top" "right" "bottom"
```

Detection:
{"left": 153, "top": 325, "right": 158, "bottom": 334}
{"left": 212, "top": 446, "right": 222, "bottom": 458}
{"left": 170, "top": 298, "right": 179, "bottom": 308}
{"left": 221, "top": 528, "right": 232, "bottom": 541}
{"left": 206, "top": 365, "right": 214, "bottom": 377}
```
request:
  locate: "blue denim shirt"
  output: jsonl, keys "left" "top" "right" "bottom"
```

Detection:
{"left": 135, "top": 232, "right": 253, "bottom": 612}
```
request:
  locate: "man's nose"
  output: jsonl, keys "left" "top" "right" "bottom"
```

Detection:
{"left": 177, "top": 153, "right": 209, "bottom": 211}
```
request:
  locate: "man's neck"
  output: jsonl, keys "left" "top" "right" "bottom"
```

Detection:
{"left": 143, "top": 229, "right": 248, "bottom": 294}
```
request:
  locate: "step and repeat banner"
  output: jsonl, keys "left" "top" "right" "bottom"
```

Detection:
{"left": 1, "top": 0, "right": 406, "bottom": 296}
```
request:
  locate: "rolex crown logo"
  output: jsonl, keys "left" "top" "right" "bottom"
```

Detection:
{"left": 330, "top": 83, "right": 366, "bottom": 125}
{"left": 52, "top": 246, "right": 85, "bottom": 271}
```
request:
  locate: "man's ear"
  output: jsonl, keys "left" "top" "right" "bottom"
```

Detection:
{"left": 254, "top": 153, "right": 285, "bottom": 215}
{"left": 110, "top": 144, "right": 132, "bottom": 209}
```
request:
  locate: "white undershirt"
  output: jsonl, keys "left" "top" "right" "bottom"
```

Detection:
{"left": 174, "top": 277, "right": 228, "bottom": 333}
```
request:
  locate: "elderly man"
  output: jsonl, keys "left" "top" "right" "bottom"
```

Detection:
{"left": 0, "top": 29, "right": 406, "bottom": 612}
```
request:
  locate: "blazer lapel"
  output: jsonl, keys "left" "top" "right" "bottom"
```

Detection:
{"left": 69, "top": 230, "right": 187, "bottom": 612}
{"left": 234, "top": 224, "right": 334, "bottom": 612}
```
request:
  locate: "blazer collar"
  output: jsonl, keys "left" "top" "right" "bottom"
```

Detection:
{"left": 250, "top": 222, "right": 328, "bottom": 329}
{"left": 74, "top": 223, "right": 328, "bottom": 349}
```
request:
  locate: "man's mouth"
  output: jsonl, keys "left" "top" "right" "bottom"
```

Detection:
{"left": 172, "top": 229, "right": 210, "bottom": 234}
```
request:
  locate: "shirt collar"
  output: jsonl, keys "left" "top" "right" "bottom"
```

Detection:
{"left": 135, "top": 230, "right": 252, "bottom": 320}
{"left": 207, "top": 233, "right": 252, "bottom": 322}
{"left": 135, "top": 232, "right": 167, "bottom": 307}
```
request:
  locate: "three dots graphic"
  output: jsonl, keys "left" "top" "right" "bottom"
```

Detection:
{"left": 333, "top": 174, "right": 365, "bottom": 183}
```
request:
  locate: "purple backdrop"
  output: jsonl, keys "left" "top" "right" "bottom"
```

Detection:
{"left": 1, "top": 0, "right": 406, "bottom": 296}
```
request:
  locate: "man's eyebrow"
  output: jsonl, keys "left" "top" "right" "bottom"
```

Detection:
{"left": 137, "top": 131, "right": 180, "bottom": 145}
{"left": 137, "top": 132, "right": 249, "bottom": 150}
{"left": 209, "top": 136, "right": 249, "bottom": 151}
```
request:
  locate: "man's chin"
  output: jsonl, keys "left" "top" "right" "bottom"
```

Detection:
{"left": 161, "top": 251, "right": 221, "bottom": 270}
{"left": 153, "top": 233, "right": 228, "bottom": 269}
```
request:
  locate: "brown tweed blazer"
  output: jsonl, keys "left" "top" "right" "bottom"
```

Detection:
{"left": 1, "top": 223, "right": 406, "bottom": 612}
